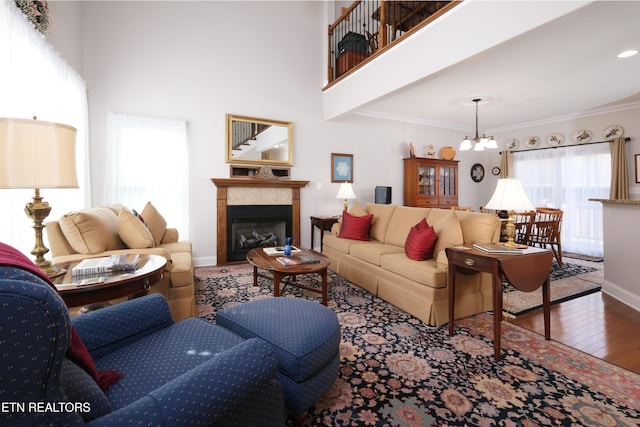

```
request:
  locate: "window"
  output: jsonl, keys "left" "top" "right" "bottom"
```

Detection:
{"left": 0, "top": 2, "right": 89, "bottom": 254}
{"left": 514, "top": 143, "right": 610, "bottom": 257}
{"left": 105, "top": 113, "right": 189, "bottom": 239}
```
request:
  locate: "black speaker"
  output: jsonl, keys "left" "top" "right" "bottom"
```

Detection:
{"left": 375, "top": 186, "right": 392, "bottom": 204}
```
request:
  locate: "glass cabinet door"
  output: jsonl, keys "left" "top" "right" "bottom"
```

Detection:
{"left": 440, "top": 166, "right": 457, "bottom": 196}
{"left": 418, "top": 165, "right": 436, "bottom": 196}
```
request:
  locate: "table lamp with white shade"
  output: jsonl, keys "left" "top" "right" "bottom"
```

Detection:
{"left": 484, "top": 178, "right": 535, "bottom": 247}
{"left": 336, "top": 182, "right": 357, "bottom": 211}
{"left": 0, "top": 117, "right": 78, "bottom": 277}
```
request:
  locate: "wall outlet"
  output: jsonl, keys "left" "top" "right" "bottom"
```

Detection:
{"left": 629, "top": 187, "right": 640, "bottom": 195}
{"left": 315, "top": 182, "right": 323, "bottom": 190}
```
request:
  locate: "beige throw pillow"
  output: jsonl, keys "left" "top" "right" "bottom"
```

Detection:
{"left": 118, "top": 209, "right": 154, "bottom": 249}
{"left": 58, "top": 207, "right": 122, "bottom": 255}
{"left": 432, "top": 210, "right": 464, "bottom": 259}
{"left": 141, "top": 202, "right": 167, "bottom": 246}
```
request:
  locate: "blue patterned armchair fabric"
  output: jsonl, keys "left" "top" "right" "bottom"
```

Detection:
{"left": 0, "top": 265, "right": 285, "bottom": 426}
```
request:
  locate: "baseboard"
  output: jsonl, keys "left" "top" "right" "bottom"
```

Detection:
{"left": 601, "top": 280, "right": 640, "bottom": 312}
{"left": 194, "top": 256, "right": 217, "bottom": 268}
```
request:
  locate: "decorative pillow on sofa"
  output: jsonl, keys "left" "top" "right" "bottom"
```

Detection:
{"left": 432, "top": 210, "right": 464, "bottom": 258}
{"left": 117, "top": 209, "right": 154, "bottom": 249}
{"left": 141, "top": 202, "right": 167, "bottom": 246}
{"left": 58, "top": 207, "right": 123, "bottom": 255}
{"left": 405, "top": 218, "right": 438, "bottom": 260}
{"left": 338, "top": 211, "right": 373, "bottom": 241}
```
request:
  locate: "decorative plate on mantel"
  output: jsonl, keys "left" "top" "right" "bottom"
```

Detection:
{"left": 440, "top": 146, "right": 456, "bottom": 160}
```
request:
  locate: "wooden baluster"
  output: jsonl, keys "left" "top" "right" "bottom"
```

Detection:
{"left": 379, "top": 0, "right": 388, "bottom": 49}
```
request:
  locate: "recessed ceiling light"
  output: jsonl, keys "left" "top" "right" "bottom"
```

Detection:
{"left": 617, "top": 50, "right": 638, "bottom": 58}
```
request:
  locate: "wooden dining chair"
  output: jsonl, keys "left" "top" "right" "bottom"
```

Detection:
{"left": 451, "top": 205, "right": 474, "bottom": 212}
{"left": 528, "top": 208, "right": 563, "bottom": 265}
{"left": 512, "top": 211, "right": 536, "bottom": 246}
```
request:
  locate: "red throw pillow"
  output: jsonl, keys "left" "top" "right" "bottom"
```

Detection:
{"left": 405, "top": 218, "right": 438, "bottom": 260}
{"left": 338, "top": 211, "right": 373, "bottom": 241}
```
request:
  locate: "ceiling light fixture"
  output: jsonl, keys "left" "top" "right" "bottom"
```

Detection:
{"left": 459, "top": 98, "right": 497, "bottom": 151}
{"left": 617, "top": 49, "right": 638, "bottom": 58}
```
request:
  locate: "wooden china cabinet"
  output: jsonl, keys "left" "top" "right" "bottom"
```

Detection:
{"left": 403, "top": 157, "right": 459, "bottom": 208}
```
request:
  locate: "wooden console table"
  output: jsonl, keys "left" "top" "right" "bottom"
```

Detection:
{"left": 446, "top": 246, "right": 553, "bottom": 361}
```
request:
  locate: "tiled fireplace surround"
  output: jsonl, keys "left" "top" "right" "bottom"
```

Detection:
{"left": 211, "top": 178, "right": 309, "bottom": 265}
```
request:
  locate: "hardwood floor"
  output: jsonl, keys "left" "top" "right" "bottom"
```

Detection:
{"left": 510, "top": 290, "right": 640, "bottom": 374}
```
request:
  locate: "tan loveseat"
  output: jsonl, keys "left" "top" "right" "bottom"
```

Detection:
{"left": 322, "top": 203, "right": 501, "bottom": 326}
{"left": 45, "top": 202, "right": 196, "bottom": 321}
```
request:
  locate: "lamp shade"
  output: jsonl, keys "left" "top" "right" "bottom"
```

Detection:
{"left": 0, "top": 118, "right": 78, "bottom": 189}
{"left": 484, "top": 178, "right": 535, "bottom": 211}
{"left": 336, "top": 182, "right": 356, "bottom": 200}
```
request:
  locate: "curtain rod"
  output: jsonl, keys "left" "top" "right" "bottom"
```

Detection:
{"left": 500, "top": 136, "right": 630, "bottom": 154}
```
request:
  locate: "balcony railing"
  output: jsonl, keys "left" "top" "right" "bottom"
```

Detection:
{"left": 326, "top": 1, "right": 459, "bottom": 85}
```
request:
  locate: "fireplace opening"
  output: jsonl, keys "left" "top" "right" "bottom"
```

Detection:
{"left": 227, "top": 205, "right": 292, "bottom": 262}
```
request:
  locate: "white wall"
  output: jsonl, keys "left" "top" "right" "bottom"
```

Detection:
{"left": 46, "top": 1, "right": 482, "bottom": 265}
{"left": 600, "top": 202, "right": 640, "bottom": 311}
{"left": 46, "top": 1, "right": 639, "bottom": 268}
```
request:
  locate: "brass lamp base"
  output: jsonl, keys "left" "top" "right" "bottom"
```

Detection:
{"left": 24, "top": 188, "right": 63, "bottom": 278}
{"left": 503, "top": 210, "right": 517, "bottom": 247}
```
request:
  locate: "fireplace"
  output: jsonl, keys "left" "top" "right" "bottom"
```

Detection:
{"left": 211, "top": 178, "right": 309, "bottom": 265}
{"left": 227, "top": 205, "right": 292, "bottom": 262}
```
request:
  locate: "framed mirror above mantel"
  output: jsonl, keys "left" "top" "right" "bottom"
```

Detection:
{"left": 225, "top": 114, "right": 294, "bottom": 167}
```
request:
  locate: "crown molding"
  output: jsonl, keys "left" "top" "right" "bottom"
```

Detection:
{"left": 355, "top": 100, "right": 640, "bottom": 134}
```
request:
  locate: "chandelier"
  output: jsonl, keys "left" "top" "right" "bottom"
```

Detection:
{"left": 459, "top": 98, "right": 497, "bottom": 151}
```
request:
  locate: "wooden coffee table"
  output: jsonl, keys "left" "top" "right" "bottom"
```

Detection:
{"left": 246, "top": 247, "right": 331, "bottom": 305}
{"left": 52, "top": 254, "right": 167, "bottom": 308}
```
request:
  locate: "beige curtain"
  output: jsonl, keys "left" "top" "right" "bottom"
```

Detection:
{"left": 609, "top": 137, "right": 629, "bottom": 199}
{"left": 500, "top": 150, "right": 513, "bottom": 178}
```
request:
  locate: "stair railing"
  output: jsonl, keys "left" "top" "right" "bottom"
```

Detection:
{"left": 326, "top": 1, "right": 460, "bottom": 85}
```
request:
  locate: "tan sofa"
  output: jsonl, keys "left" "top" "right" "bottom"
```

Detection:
{"left": 45, "top": 202, "right": 196, "bottom": 321}
{"left": 322, "top": 203, "right": 501, "bottom": 326}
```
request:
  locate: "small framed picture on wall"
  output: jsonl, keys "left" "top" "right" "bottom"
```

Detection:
{"left": 331, "top": 153, "right": 353, "bottom": 183}
{"left": 635, "top": 154, "right": 640, "bottom": 183}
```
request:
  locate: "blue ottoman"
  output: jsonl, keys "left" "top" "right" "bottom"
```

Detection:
{"left": 217, "top": 297, "right": 341, "bottom": 423}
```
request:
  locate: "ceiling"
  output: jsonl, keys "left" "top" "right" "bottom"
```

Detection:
{"left": 342, "top": 1, "right": 640, "bottom": 134}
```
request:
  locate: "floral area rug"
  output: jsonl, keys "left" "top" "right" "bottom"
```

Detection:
{"left": 195, "top": 265, "right": 639, "bottom": 426}
{"left": 504, "top": 260, "right": 601, "bottom": 317}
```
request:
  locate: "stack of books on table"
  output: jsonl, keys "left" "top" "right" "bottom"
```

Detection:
{"left": 276, "top": 255, "right": 320, "bottom": 266}
{"left": 263, "top": 246, "right": 301, "bottom": 256}
{"left": 472, "top": 243, "right": 528, "bottom": 254}
{"left": 72, "top": 254, "right": 140, "bottom": 277}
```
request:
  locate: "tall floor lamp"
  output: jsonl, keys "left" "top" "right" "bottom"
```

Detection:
{"left": 0, "top": 117, "right": 78, "bottom": 277}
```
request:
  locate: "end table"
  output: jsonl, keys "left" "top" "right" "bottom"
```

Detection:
{"left": 310, "top": 215, "right": 341, "bottom": 251}
{"left": 446, "top": 246, "right": 553, "bottom": 361}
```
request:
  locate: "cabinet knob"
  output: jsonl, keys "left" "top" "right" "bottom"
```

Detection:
{"left": 464, "top": 258, "right": 475, "bottom": 266}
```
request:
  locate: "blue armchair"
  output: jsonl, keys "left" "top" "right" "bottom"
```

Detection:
{"left": 0, "top": 262, "right": 285, "bottom": 426}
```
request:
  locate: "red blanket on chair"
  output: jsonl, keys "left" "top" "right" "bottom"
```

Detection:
{"left": 0, "top": 242, "right": 122, "bottom": 391}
